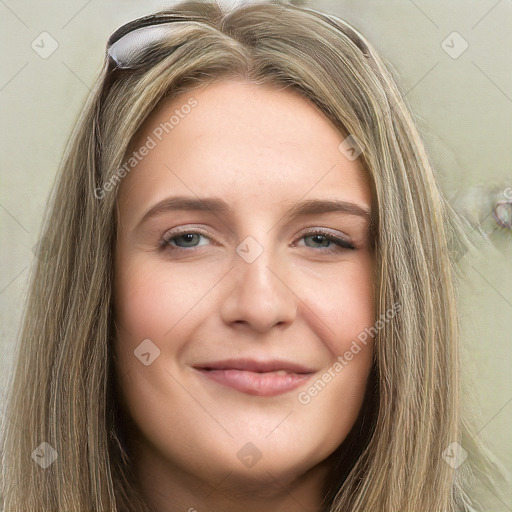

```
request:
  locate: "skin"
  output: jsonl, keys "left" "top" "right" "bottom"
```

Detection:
{"left": 113, "top": 79, "right": 375, "bottom": 512}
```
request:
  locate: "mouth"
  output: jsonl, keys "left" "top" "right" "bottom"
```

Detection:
{"left": 192, "top": 359, "right": 315, "bottom": 397}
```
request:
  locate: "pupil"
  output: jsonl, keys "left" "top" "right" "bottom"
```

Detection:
{"left": 311, "top": 235, "right": 328, "bottom": 247}
{"left": 178, "top": 234, "right": 198, "bottom": 246}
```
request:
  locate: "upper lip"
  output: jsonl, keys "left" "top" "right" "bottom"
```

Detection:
{"left": 193, "top": 358, "right": 316, "bottom": 374}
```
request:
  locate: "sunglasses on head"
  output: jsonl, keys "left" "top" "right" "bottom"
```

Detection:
{"left": 106, "top": 13, "right": 208, "bottom": 69}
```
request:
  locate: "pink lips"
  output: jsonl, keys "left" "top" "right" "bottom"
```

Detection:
{"left": 193, "top": 359, "right": 315, "bottom": 397}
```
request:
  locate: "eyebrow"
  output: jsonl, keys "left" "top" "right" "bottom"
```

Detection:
{"left": 137, "top": 195, "right": 371, "bottom": 228}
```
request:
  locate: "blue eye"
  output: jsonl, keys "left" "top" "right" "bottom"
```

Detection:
{"left": 159, "top": 228, "right": 355, "bottom": 254}
{"left": 161, "top": 231, "right": 210, "bottom": 249}
{"left": 299, "top": 231, "right": 355, "bottom": 252}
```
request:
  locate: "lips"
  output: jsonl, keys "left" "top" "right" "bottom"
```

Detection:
{"left": 193, "top": 358, "right": 315, "bottom": 397}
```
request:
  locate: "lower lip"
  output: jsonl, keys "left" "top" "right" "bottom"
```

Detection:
{"left": 195, "top": 368, "right": 312, "bottom": 396}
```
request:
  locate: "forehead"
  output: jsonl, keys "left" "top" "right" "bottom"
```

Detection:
{"left": 118, "top": 79, "right": 371, "bottom": 216}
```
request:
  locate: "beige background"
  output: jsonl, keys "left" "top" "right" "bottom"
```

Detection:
{"left": 1, "top": 0, "right": 510, "bottom": 508}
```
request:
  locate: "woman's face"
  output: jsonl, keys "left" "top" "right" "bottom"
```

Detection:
{"left": 113, "top": 79, "right": 375, "bottom": 498}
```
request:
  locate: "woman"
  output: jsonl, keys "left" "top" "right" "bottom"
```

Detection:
{"left": 1, "top": 1, "right": 494, "bottom": 510}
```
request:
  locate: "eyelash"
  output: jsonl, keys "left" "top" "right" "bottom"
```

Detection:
{"left": 159, "top": 227, "right": 355, "bottom": 254}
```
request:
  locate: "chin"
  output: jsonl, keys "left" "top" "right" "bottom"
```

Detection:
{"left": 195, "top": 432, "right": 334, "bottom": 490}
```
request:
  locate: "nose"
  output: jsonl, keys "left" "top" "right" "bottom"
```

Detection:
{"left": 219, "top": 243, "right": 298, "bottom": 334}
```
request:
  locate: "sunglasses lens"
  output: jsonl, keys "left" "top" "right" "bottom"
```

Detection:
{"left": 108, "top": 24, "right": 181, "bottom": 69}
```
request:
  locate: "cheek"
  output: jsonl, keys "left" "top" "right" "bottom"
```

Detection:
{"left": 289, "top": 255, "right": 375, "bottom": 432}
{"left": 113, "top": 253, "right": 210, "bottom": 341}
{"left": 112, "top": 254, "right": 188, "bottom": 404}
{"left": 294, "top": 268, "right": 374, "bottom": 457}
{"left": 112, "top": 255, "right": 206, "bottom": 454}
{"left": 300, "top": 255, "right": 375, "bottom": 356}
{"left": 112, "top": 252, "right": 223, "bottom": 406}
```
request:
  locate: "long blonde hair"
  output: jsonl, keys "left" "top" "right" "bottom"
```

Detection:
{"left": 1, "top": 1, "right": 491, "bottom": 510}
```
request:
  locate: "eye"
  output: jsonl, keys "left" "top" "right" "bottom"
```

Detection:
{"left": 159, "top": 229, "right": 212, "bottom": 251}
{"left": 295, "top": 229, "right": 355, "bottom": 253}
{"left": 158, "top": 227, "right": 356, "bottom": 255}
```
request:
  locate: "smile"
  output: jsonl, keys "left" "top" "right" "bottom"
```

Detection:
{"left": 193, "top": 359, "right": 315, "bottom": 397}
